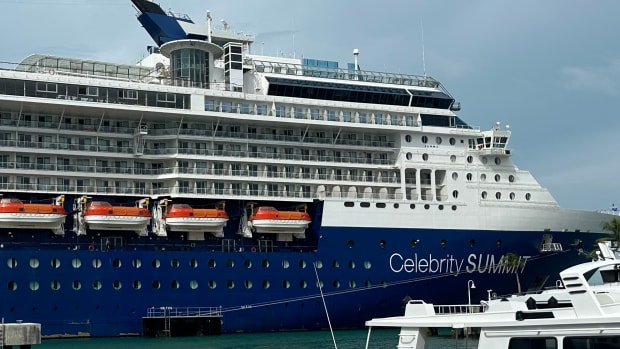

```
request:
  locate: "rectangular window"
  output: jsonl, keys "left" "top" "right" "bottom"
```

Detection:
{"left": 205, "top": 99, "right": 216, "bottom": 111}
{"left": 78, "top": 86, "right": 98, "bottom": 96}
{"left": 156, "top": 93, "right": 176, "bottom": 103}
{"left": 35, "top": 82, "right": 58, "bottom": 93}
{"left": 327, "top": 110, "right": 337, "bottom": 121}
{"left": 276, "top": 105, "right": 285, "bottom": 117}
{"left": 509, "top": 337, "right": 556, "bottom": 349}
{"left": 121, "top": 89, "right": 138, "bottom": 99}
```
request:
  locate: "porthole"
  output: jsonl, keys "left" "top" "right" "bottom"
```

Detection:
{"left": 316, "top": 280, "right": 324, "bottom": 289}
{"left": 30, "top": 281, "right": 39, "bottom": 291}
{"left": 262, "top": 259, "right": 270, "bottom": 268}
{"left": 365, "top": 280, "right": 372, "bottom": 288}
{"left": 226, "top": 259, "right": 234, "bottom": 268}
{"left": 171, "top": 280, "right": 180, "bottom": 289}
{"left": 364, "top": 261, "right": 372, "bottom": 269}
{"left": 450, "top": 155, "right": 456, "bottom": 163}
{"left": 51, "top": 281, "right": 61, "bottom": 291}
{"left": 481, "top": 157, "right": 488, "bottom": 164}
{"left": 509, "top": 175, "right": 515, "bottom": 183}
{"left": 51, "top": 258, "right": 61, "bottom": 269}
{"left": 283, "top": 280, "right": 291, "bottom": 289}
{"left": 344, "top": 201, "right": 354, "bottom": 207}
{"left": 452, "top": 190, "right": 459, "bottom": 199}
{"left": 393, "top": 203, "right": 399, "bottom": 209}
{"left": 315, "top": 260, "right": 323, "bottom": 269}
{"left": 190, "top": 280, "right": 199, "bottom": 290}
{"left": 152, "top": 281, "right": 161, "bottom": 289}
{"left": 422, "top": 153, "right": 429, "bottom": 161}
{"left": 347, "top": 240, "right": 354, "bottom": 248}
{"left": 8, "top": 281, "right": 17, "bottom": 291}
{"left": 438, "top": 205, "right": 444, "bottom": 210}
{"left": 133, "top": 280, "right": 141, "bottom": 290}
{"left": 435, "top": 136, "right": 442, "bottom": 145}
{"left": 525, "top": 193, "right": 531, "bottom": 201}
{"left": 132, "top": 259, "right": 141, "bottom": 268}
{"left": 510, "top": 192, "right": 515, "bottom": 200}
{"left": 189, "top": 259, "right": 198, "bottom": 268}
{"left": 171, "top": 259, "right": 180, "bottom": 268}
{"left": 424, "top": 204, "right": 430, "bottom": 210}
{"left": 467, "top": 156, "right": 473, "bottom": 164}
{"left": 29, "top": 258, "right": 39, "bottom": 269}
{"left": 92, "top": 258, "right": 102, "bottom": 269}
{"left": 494, "top": 174, "right": 500, "bottom": 182}
{"left": 113, "top": 280, "right": 122, "bottom": 290}
{"left": 497, "top": 239, "right": 502, "bottom": 247}
{"left": 466, "top": 173, "right": 473, "bottom": 181}
{"left": 449, "top": 137, "right": 456, "bottom": 145}
{"left": 152, "top": 259, "right": 160, "bottom": 268}
{"left": 263, "top": 280, "right": 270, "bottom": 289}
{"left": 73, "top": 280, "right": 81, "bottom": 290}
{"left": 481, "top": 191, "right": 488, "bottom": 199}
{"left": 112, "top": 258, "right": 122, "bottom": 268}
{"left": 209, "top": 259, "right": 216, "bottom": 268}
{"left": 360, "top": 202, "right": 371, "bottom": 208}
{"left": 93, "top": 281, "right": 102, "bottom": 290}
{"left": 72, "top": 258, "right": 81, "bottom": 268}
{"left": 495, "top": 157, "right": 501, "bottom": 165}
{"left": 298, "top": 260, "right": 307, "bottom": 269}
{"left": 480, "top": 174, "right": 486, "bottom": 181}
{"left": 333, "top": 280, "right": 341, "bottom": 288}
{"left": 452, "top": 172, "right": 458, "bottom": 181}
{"left": 405, "top": 134, "right": 412, "bottom": 143}
{"left": 282, "top": 260, "right": 290, "bottom": 269}
{"left": 348, "top": 260, "right": 356, "bottom": 269}
{"left": 300, "top": 280, "right": 308, "bottom": 289}
{"left": 441, "top": 240, "right": 447, "bottom": 247}
{"left": 406, "top": 152, "right": 412, "bottom": 160}
{"left": 496, "top": 192, "right": 501, "bottom": 200}
{"left": 375, "top": 202, "right": 386, "bottom": 208}
{"left": 7, "top": 258, "right": 17, "bottom": 268}
{"left": 410, "top": 204, "right": 416, "bottom": 209}
{"left": 421, "top": 135, "right": 428, "bottom": 144}
{"left": 470, "top": 239, "right": 476, "bottom": 247}
{"left": 209, "top": 280, "right": 217, "bottom": 289}
{"left": 452, "top": 205, "right": 457, "bottom": 211}
{"left": 410, "top": 240, "right": 418, "bottom": 247}
{"left": 245, "top": 259, "right": 252, "bottom": 268}
{"left": 379, "top": 240, "right": 386, "bottom": 248}
{"left": 244, "top": 280, "right": 253, "bottom": 289}
{"left": 333, "top": 260, "right": 340, "bottom": 268}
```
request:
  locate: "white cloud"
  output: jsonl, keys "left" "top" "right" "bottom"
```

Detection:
{"left": 560, "top": 59, "right": 620, "bottom": 95}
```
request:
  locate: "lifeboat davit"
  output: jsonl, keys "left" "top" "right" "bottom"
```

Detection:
{"left": 163, "top": 203, "right": 229, "bottom": 237}
{"left": 248, "top": 206, "right": 311, "bottom": 237}
{"left": 82, "top": 198, "right": 151, "bottom": 235}
{"left": 0, "top": 195, "right": 67, "bottom": 235}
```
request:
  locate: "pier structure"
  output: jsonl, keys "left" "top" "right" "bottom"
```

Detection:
{"left": 0, "top": 321, "right": 41, "bottom": 348}
{"left": 142, "top": 306, "right": 222, "bottom": 337}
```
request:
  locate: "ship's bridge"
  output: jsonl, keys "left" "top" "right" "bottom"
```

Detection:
{"left": 469, "top": 122, "right": 512, "bottom": 156}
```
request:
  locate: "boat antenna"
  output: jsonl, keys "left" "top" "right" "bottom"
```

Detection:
{"left": 314, "top": 261, "right": 338, "bottom": 349}
{"left": 420, "top": 17, "right": 426, "bottom": 77}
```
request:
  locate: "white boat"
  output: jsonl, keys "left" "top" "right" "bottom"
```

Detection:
{"left": 364, "top": 241, "right": 620, "bottom": 349}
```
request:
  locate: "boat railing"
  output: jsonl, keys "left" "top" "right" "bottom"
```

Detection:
{"left": 540, "top": 242, "right": 563, "bottom": 252}
{"left": 145, "top": 306, "right": 222, "bottom": 318}
{"left": 433, "top": 304, "right": 485, "bottom": 315}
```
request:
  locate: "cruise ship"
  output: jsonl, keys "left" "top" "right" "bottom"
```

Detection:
{"left": 0, "top": 0, "right": 616, "bottom": 337}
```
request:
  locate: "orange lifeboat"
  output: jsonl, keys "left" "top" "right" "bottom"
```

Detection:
{"left": 248, "top": 206, "right": 311, "bottom": 234}
{"left": 163, "top": 203, "right": 229, "bottom": 235}
{"left": 82, "top": 198, "right": 151, "bottom": 234}
{"left": 0, "top": 195, "right": 67, "bottom": 234}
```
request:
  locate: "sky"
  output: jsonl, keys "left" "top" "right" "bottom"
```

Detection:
{"left": 1, "top": 0, "right": 619, "bottom": 211}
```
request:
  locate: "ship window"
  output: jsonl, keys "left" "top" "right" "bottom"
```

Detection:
{"left": 495, "top": 157, "right": 501, "bottom": 165}
{"left": 410, "top": 204, "right": 416, "bottom": 209}
{"left": 441, "top": 240, "right": 447, "bottom": 247}
{"left": 283, "top": 280, "right": 291, "bottom": 289}
{"left": 435, "top": 136, "right": 442, "bottom": 145}
{"left": 439, "top": 205, "right": 444, "bottom": 210}
{"left": 349, "top": 260, "right": 356, "bottom": 269}
{"left": 422, "top": 153, "right": 428, "bottom": 161}
{"left": 466, "top": 173, "right": 473, "bottom": 181}
{"left": 152, "top": 281, "right": 161, "bottom": 289}
{"left": 152, "top": 259, "right": 160, "bottom": 268}
{"left": 496, "top": 192, "right": 501, "bottom": 200}
{"left": 379, "top": 240, "right": 386, "bottom": 248}
{"left": 453, "top": 190, "right": 459, "bottom": 199}
{"left": 262, "top": 259, "right": 270, "bottom": 268}
{"left": 93, "top": 281, "right": 102, "bottom": 290}
{"left": 467, "top": 156, "right": 473, "bottom": 163}
{"left": 333, "top": 280, "right": 341, "bottom": 288}
{"left": 470, "top": 239, "right": 476, "bottom": 247}
{"left": 171, "top": 280, "right": 180, "bottom": 289}
{"left": 245, "top": 280, "right": 253, "bottom": 289}
{"left": 51, "top": 258, "right": 61, "bottom": 269}
{"left": 360, "top": 202, "right": 371, "bottom": 208}
{"left": 365, "top": 280, "right": 372, "bottom": 288}
{"left": 133, "top": 259, "right": 142, "bottom": 268}
{"left": 189, "top": 259, "right": 198, "bottom": 268}
{"left": 452, "top": 172, "right": 458, "bottom": 181}
{"left": 450, "top": 155, "right": 456, "bottom": 163}
{"left": 171, "top": 259, "right": 180, "bottom": 268}
{"left": 481, "top": 157, "right": 488, "bottom": 164}
{"left": 133, "top": 281, "right": 141, "bottom": 290}
{"left": 30, "top": 258, "right": 39, "bottom": 269}
{"left": 30, "top": 281, "right": 39, "bottom": 291}
{"left": 564, "top": 336, "right": 619, "bottom": 347}
{"left": 347, "top": 240, "right": 354, "bottom": 248}
{"left": 525, "top": 193, "right": 532, "bottom": 201}
{"left": 481, "top": 174, "right": 487, "bottom": 182}
{"left": 509, "top": 175, "right": 515, "bottom": 183}
{"left": 282, "top": 260, "right": 290, "bottom": 269}
{"left": 113, "top": 280, "right": 122, "bottom": 290}
{"left": 300, "top": 280, "right": 308, "bottom": 288}
{"left": 508, "top": 337, "right": 556, "bottom": 349}
{"left": 92, "top": 258, "right": 102, "bottom": 269}
{"left": 315, "top": 260, "right": 323, "bottom": 269}
{"left": 78, "top": 86, "right": 98, "bottom": 96}
{"left": 245, "top": 260, "right": 252, "bottom": 268}
{"left": 405, "top": 134, "right": 412, "bottom": 143}
{"left": 7, "top": 258, "right": 17, "bottom": 268}
{"left": 449, "top": 137, "right": 456, "bottom": 145}
{"left": 333, "top": 260, "right": 340, "bottom": 268}
{"left": 421, "top": 135, "right": 428, "bottom": 144}
{"left": 394, "top": 203, "right": 399, "bottom": 209}
{"left": 299, "top": 260, "right": 307, "bottom": 269}
{"left": 452, "top": 205, "right": 457, "bottom": 211}
{"left": 190, "top": 280, "right": 199, "bottom": 290}
{"left": 376, "top": 202, "right": 386, "bottom": 208}
{"left": 510, "top": 192, "right": 515, "bottom": 200}
{"left": 227, "top": 259, "right": 235, "bottom": 268}
{"left": 209, "top": 280, "right": 216, "bottom": 289}
{"left": 36, "top": 82, "right": 57, "bottom": 93}
{"left": 156, "top": 93, "right": 176, "bottom": 103}
{"left": 263, "top": 280, "right": 270, "bottom": 289}
{"left": 72, "top": 259, "right": 81, "bottom": 268}
{"left": 8, "top": 281, "right": 17, "bottom": 291}
{"left": 344, "top": 201, "right": 354, "bottom": 207}
{"left": 424, "top": 204, "right": 430, "bottom": 210}
{"left": 364, "top": 261, "right": 372, "bottom": 269}
{"left": 112, "top": 259, "right": 121, "bottom": 268}
{"left": 495, "top": 174, "right": 501, "bottom": 182}
{"left": 406, "top": 152, "right": 412, "bottom": 160}
{"left": 411, "top": 240, "right": 419, "bottom": 247}
{"left": 50, "top": 281, "right": 61, "bottom": 291}
{"left": 482, "top": 191, "right": 488, "bottom": 199}
{"left": 209, "top": 259, "right": 216, "bottom": 268}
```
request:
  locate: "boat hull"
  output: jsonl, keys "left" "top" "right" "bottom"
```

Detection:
{"left": 165, "top": 217, "right": 228, "bottom": 232}
{"left": 0, "top": 213, "right": 66, "bottom": 229}
{"left": 83, "top": 216, "right": 151, "bottom": 231}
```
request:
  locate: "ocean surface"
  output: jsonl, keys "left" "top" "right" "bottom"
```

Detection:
{"left": 38, "top": 330, "right": 479, "bottom": 348}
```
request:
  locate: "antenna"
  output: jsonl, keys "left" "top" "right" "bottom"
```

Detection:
{"left": 420, "top": 18, "right": 426, "bottom": 77}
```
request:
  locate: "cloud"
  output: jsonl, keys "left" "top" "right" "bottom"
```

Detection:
{"left": 560, "top": 59, "right": 620, "bottom": 95}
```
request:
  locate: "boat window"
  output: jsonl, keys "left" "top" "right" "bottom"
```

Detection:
{"left": 91, "top": 201, "right": 112, "bottom": 207}
{"left": 564, "top": 335, "right": 620, "bottom": 347}
{"left": 508, "top": 337, "right": 556, "bottom": 349}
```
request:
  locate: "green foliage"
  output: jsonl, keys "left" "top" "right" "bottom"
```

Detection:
{"left": 500, "top": 252, "right": 525, "bottom": 294}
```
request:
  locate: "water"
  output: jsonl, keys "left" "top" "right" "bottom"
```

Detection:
{"left": 38, "top": 330, "right": 479, "bottom": 348}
